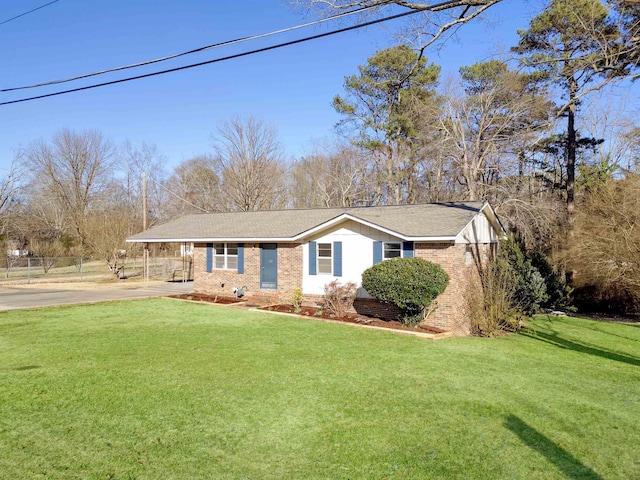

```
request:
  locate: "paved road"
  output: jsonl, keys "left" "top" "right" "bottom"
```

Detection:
{"left": 0, "top": 281, "right": 193, "bottom": 311}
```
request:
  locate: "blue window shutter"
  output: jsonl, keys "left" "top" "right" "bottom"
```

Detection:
{"left": 373, "top": 241, "right": 383, "bottom": 264}
{"left": 237, "top": 243, "right": 244, "bottom": 274}
{"left": 309, "top": 241, "right": 317, "bottom": 275}
{"left": 403, "top": 241, "right": 414, "bottom": 258}
{"left": 333, "top": 241, "right": 342, "bottom": 277}
{"left": 206, "top": 243, "right": 213, "bottom": 273}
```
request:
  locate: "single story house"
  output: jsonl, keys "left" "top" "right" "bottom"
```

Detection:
{"left": 127, "top": 202, "right": 504, "bottom": 333}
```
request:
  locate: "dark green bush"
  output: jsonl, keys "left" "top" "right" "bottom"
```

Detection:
{"left": 361, "top": 257, "right": 449, "bottom": 326}
{"left": 499, "top": 237, "right": 548, "bottom": 315}
{"left": 530, "top": 251, "right": 573, "bottom": 311}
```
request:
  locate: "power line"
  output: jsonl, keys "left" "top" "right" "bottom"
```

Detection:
{"left": 0, "top": 0, "right": 60, "bottom": 27}
{"left": 0, "top": 10, "right": 419, "bottom": 106}
{"left": 0, "top": 7, "right": 420, "bottom": 107}
{"left": 147, "top": 175, "right": 211, "bottom": 213}
{"left": 1, "top": 3, "right": 385, "bottom": 93}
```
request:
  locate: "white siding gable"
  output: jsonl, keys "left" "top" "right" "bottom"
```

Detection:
{"left": 302, "top": 219, "right": 403, "bottom": 296}
{"left": 455, "top": 211, "right": 499, "bottom": 244}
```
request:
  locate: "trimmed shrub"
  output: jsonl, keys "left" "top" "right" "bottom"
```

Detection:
{"left": 361, "top": 257, "right": 449, "bottom": 326}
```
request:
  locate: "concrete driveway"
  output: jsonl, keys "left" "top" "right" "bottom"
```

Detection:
{"left": 0, "top": 281, "right": 193, "bottom": 311}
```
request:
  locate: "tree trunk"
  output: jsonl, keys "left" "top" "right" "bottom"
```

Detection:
{"left": 567, "top": 76, "right": 578, "bottom": 214}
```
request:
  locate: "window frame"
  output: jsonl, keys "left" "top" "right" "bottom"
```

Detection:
{"left": 213, "top": 242, "right": 239, "bottom": 270}
{"left": 316, "top": 242, "right": 333, "bottom": 275}
{"left": 383, "top": 242, "right": 402, "bottom": 260}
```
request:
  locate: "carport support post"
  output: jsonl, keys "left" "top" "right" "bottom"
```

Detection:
{"left": 143, "top": 242, "right": 149, "bottom": 285}
{"left": 142, "top": 172, "right": 149, "bottom": 285}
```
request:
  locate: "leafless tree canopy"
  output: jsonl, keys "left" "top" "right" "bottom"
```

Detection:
{"left": 567, "top": 175, "right": 640, "bottom": 309}
{"left": 24, "top": 129, "right": 115, "bottom": 248}
{"left": 291, "top": 0, "right": 503, "bottom": 51}
{"left": 211, "top": 117, "right": 287, "bottom": 212}
{"left": 290, "top": 143, "right": 370, "bottom": 207}
{"left": 165, "top": 156, "right": 221, "bottom": 215}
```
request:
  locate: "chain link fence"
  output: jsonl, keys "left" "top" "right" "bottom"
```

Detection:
{"left": 0, "top": 255, "right": 193, "bottom": 284}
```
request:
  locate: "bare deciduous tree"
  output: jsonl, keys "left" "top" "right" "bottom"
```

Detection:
{"left": 439, "top": 61, "right": 552, "bottom": 201}
{"left": 567, "top": 174, "right": 640, "bottom": 306}
{"left": 291, "top": 143, "right": 370, "bottom": 208}
{"left": 117, "top": 141, "right": 168, "bottom": 224}
{"left": 0, "top": 157, "right": 24, "bottom": 237}
{"left": 84, "top": 207, "right": 138, "bottom": 278}
{"left": 211, "top": 117, "right": 287, "bottom": 211}
{"left": 578, "top": 92, "right": 639, "bottom": 175}
{"left": 291, "top": 0, "right": 502, "bottom": 51}
{"left": 165, "top": 156, "right": 221, "bottom": 215}
{"left": 24, "top": 129, "right": 115, "bottom": 248}
{"left": 29, "top": 238, "right": 65, "bottom": 275}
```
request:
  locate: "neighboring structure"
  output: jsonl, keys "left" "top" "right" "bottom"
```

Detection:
{"left": 127, "top": 202, "right": 504, "bottom": 333}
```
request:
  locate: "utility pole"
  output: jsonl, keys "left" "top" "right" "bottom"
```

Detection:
{"left": 142, "top": 172, "right": 149, "bottom": 285}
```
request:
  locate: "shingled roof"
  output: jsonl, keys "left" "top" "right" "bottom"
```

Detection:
{"left": 127, "top": 202, "right": 497, "bottom": 243}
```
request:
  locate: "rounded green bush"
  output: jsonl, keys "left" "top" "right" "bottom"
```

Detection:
{"left": 361, "top": 257, "right": 449, "bottom": 325}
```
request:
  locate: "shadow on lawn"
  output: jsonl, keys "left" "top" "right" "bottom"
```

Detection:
{"left": 505, "top": 415, "right": 603, "bottom": 480}
{"left": 520, "top": 329, "right": 640, "bottom": 367}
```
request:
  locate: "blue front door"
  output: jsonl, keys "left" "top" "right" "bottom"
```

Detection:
{"left": 260, "top": 244, "right": 277, "bottom": 290}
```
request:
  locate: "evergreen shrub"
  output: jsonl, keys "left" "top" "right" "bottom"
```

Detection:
{"left": 361, "top": 257, "right": 449, "bottom": 326}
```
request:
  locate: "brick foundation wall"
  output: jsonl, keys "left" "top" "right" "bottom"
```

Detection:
{"left": 353, "top": 243, "right": 488, "bottom": 335}
{"left": 193, "top": 240, "right": 492, "bottom": 335}
{"left": 415, "top": 242, "right": 488, "bottom": 335}
{"left": 353, "top": 298, "right": 404, "bottom": 321}
{"left": 193, "top": 242, "right": 303, "bottom": 304}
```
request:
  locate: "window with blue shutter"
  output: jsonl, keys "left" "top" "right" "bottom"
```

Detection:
{"left": 206, "top": 243, "right": 213, "bottom": 273}
{"left": 237, "top": 243, "right": 244, "bottom": 274}
{"left": 309, "top": 241, "right": 317, "bottom": 275}
{"left": 373, "top": 241, "right": 383, "bottom": 264}
{"left": 402, "top": 241, "right": 414, "bottom": 258}
{"left": 333, "top": 241, "right": 342, "bottom": 277}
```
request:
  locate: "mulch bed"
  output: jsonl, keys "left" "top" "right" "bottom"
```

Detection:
{"left": 258, "top": 304, "right": 446, "bottom": 334}
{"left": 167, "top": 292, "right": 446, "bottom": 334}
{"left": 168, "top": 292, "right": 246, "bottom": 305}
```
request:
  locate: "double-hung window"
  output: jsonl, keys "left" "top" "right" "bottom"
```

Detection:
{"left": 373, "top": 241, "right": 413, "bottom": 264}
{"left": 214, "top": 243, "right": 238, "bottom": 270}
{"left": 383, "top": 242, "right": 402, "bottom": 260}
{"left": 317, "top": 243, "right": 332, "bottom": 274}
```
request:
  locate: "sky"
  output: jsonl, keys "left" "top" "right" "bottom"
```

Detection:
{"left": 0, "top": 0, "right": 577, "bottom": 175}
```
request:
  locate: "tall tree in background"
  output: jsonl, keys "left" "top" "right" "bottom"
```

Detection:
{"left": 613, "top": 0, "right": 640, "bottom": 75}
{"left": 164, "top": 156, "right": 221, "bottom": 216}
{"left": 334, "top": 45, "right": 440, "bottom": 204}
{"left": 290, "top": 144, "right": 369, "bottom": 208}
{"left": 439, "top": 60, "right": 552, "bottom": 202}
{"left": 117, "top": 141, "right": 168, "bottom": 226}
{"left": 211, "top": 117, "right": 287, "bottom": 212}
{"left": 513, "top": 0, "right": 621, "bottom": 213}
{"left": 24, "top": 129, "right": 115, "bottom": 249}
{"left": 0, "top": 158, "right": 23, "bottom": 236}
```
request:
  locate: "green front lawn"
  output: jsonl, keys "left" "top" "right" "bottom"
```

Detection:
{"left": 1, "top": 300, "right": 638, "bottom": 479}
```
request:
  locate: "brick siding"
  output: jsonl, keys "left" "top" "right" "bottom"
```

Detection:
{"left": 193, "top": 242, "right": 302, "bottom": 304}
{"left": 193, "top": 241, "right": 492, "bottom": 335}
